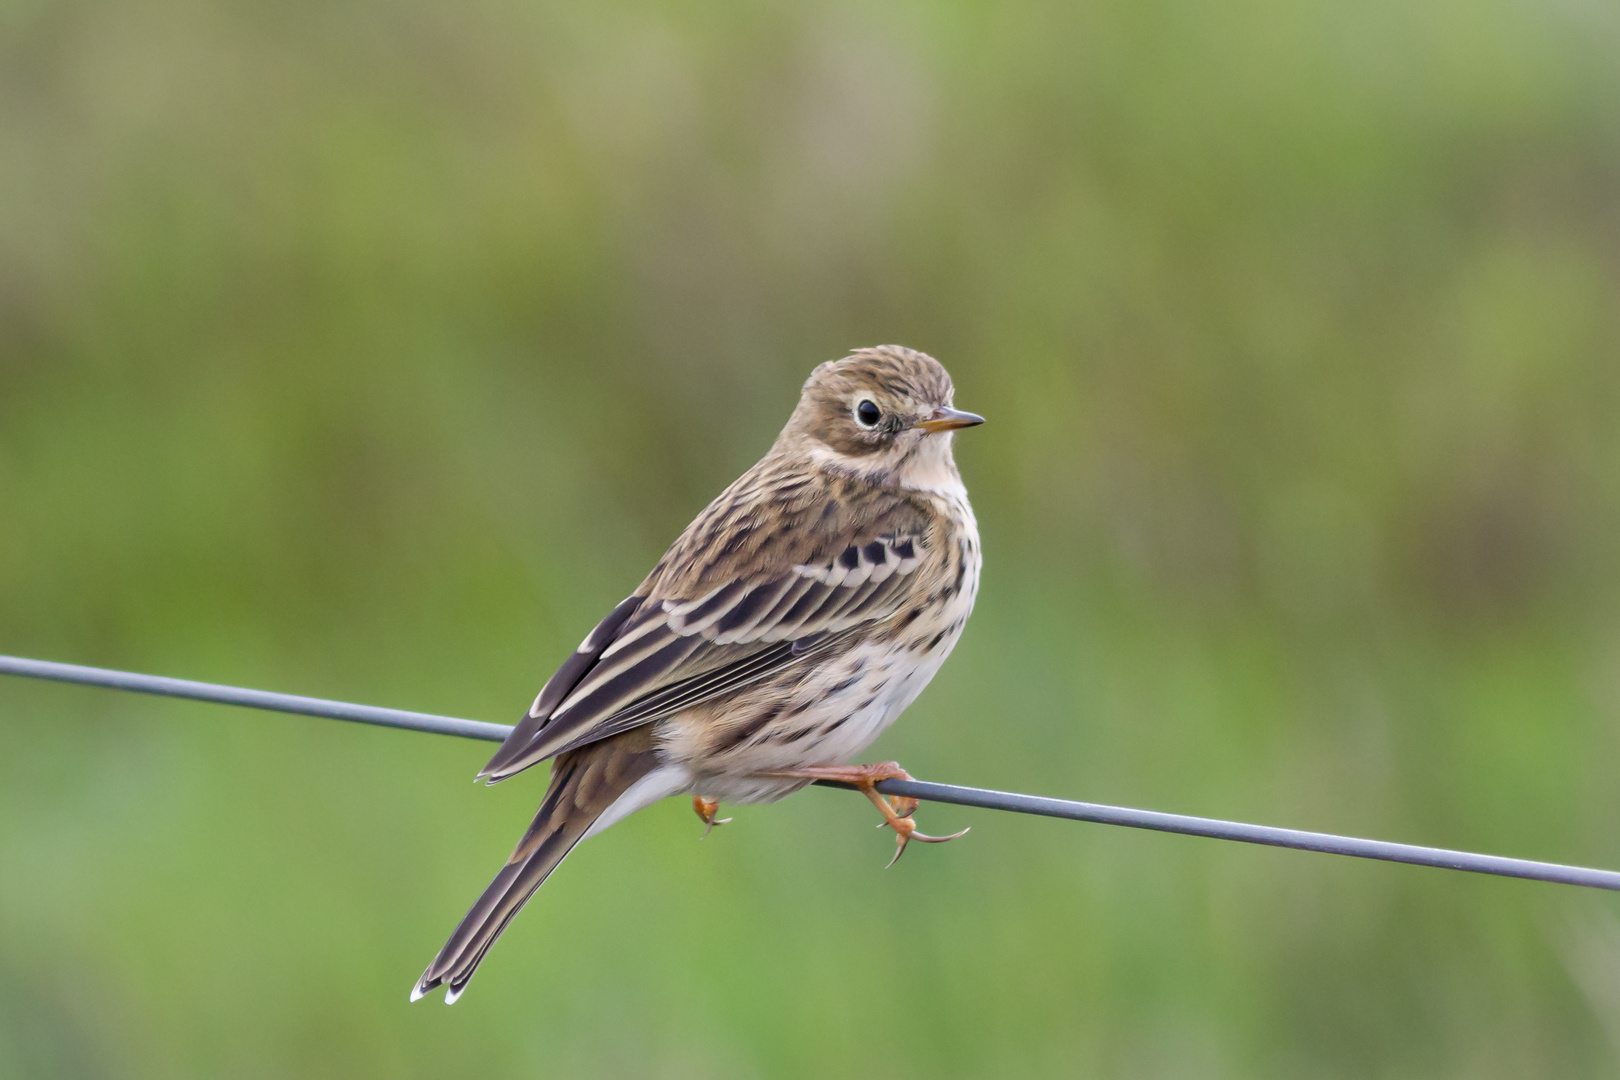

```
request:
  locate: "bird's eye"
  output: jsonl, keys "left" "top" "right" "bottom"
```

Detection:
{"left": 855, "top": 399, "right": 882, "bottom": 428}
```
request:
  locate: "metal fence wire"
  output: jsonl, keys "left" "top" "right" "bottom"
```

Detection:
{"left": 4, "top": 652, "right": 1618, "bottom": 892}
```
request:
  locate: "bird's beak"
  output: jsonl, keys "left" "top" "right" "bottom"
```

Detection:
{"left": 913, "top": 406, "right": 985, "bottom": 434}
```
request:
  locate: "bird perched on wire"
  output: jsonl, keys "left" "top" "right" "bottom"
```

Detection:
{"left": 413, "top": 345, "right": 984, "bottom": 1003}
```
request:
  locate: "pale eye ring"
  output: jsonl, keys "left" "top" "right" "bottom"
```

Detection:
{"left": 854, "top": 399, "right": 882, "bottom": 428}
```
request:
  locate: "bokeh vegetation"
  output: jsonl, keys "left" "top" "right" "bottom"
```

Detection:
{"left": 4, "top": 0, "right": 1620, "bottom": 1075}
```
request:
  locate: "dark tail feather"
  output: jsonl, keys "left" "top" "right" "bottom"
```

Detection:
{"left": 413, "top": 730, "right": 659, "bottom": 1003}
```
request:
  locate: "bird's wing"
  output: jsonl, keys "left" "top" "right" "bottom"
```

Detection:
{"left": 478, "top": 473, "right": 934, "bottom": 782}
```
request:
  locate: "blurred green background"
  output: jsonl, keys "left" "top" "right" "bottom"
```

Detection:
{"left": 4, "top": 0, "right": 1620, "bottom": 1075}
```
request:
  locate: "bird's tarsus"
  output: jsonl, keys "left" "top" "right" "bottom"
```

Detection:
{"left": 760, "top": 761, "right": 969, "bottom": 865}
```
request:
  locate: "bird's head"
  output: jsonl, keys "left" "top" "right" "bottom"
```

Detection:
{"left": 776, "top": 345, "right": 983, "bottom": 491}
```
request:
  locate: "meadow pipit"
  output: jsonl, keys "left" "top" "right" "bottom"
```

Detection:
{"left": 414, "top": 346, "right": 983, "bottom": 1002}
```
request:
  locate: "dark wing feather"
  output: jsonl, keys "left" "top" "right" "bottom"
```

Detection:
{"left": 532, "top": 626, "right": 863, "bottom": 760}
{"left": 479, "top": 594, "right": 643, "bottom": 778}
{"left": 479, "top": 470, "right": 936, "bottom": 783}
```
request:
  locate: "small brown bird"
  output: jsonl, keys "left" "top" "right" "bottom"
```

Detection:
{"left": 413, "top": 346, "right": 983, "bottom": 1003}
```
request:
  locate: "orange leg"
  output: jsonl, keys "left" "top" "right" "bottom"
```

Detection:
{"left": 760, "top": 761, "right": 969, "bottom": 867}
{"left": 692, "top": 795, "right": 731, "bottom": 837}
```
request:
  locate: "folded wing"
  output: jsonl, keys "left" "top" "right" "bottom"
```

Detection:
{"left": 478, "top": 529, "right": 926, "bottom": 783}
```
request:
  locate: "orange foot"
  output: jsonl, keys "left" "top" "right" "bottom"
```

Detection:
{"left": 692, "top": 795, "right": 731, "bottom": 838}
{"left": 761, "top": 761, "right": 969, "bottom": 867}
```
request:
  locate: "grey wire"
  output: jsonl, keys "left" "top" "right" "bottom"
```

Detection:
{"left": 0, "top": 654, "right": 511, "bottom": 742}
{"left": 847, "top": 778, "right": 1620, "bottom": 890}
{"left": 5, "top": 653, "right": 1619, "bottom": 892}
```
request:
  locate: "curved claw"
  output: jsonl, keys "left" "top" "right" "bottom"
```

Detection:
{"left": 693, "top": 796, "right": 732, "bottom": 838}
{"left": 748, "top": 761, "right": 970, "bottom": 866}
{"left": 884, "top": 818, "right": 970, "bottom": 868}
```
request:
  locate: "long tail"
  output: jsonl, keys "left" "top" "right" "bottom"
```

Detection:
{"left": 413, "top": 728, "right": 659, "bottom": 1003}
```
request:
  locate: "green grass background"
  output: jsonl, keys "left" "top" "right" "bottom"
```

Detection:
{"left": 4, "top": 0, "right": 1620, "bottom": 1075}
